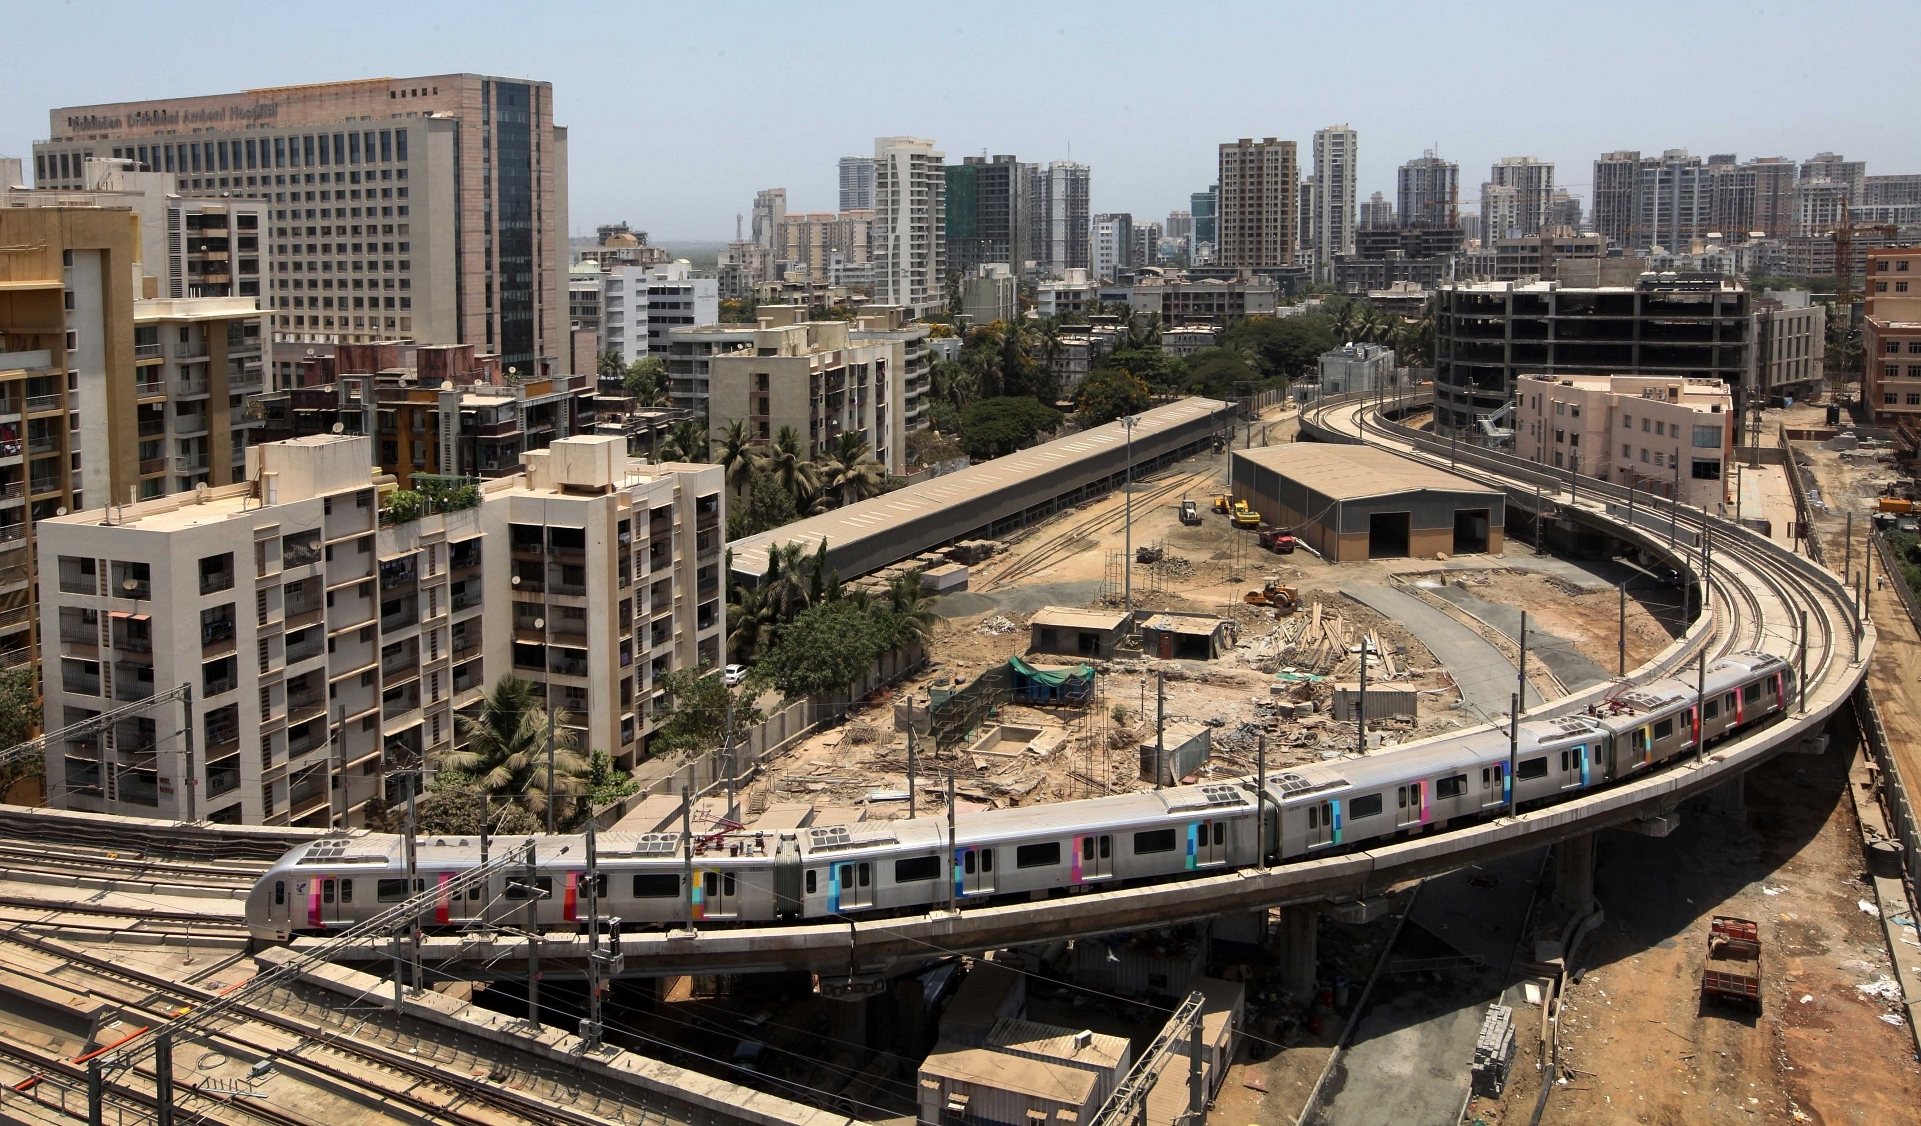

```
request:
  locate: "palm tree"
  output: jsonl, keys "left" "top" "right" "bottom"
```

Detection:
{"left": 441, "top": 676, "right": 590, "bottom": 824}
{"left": 879, "top": 572, "right": 939, "bottom": 653}
{"left": 1125, "top": 312, "right": 1163, "bottom": 352}
{"left": 761, "top": 425, "right": 818, "bottom": 499}
{"left": 596, "top": 350, "right": 626, "bottom": 381}
{"left": 929, "top": 359, "right": 979, "bottom": 415}
{"left": 820, "top": 432, "right": 887, "bottom": 506}
{"left": 656, "top": 418, "right": 710, "bottom": 463}
{"left": 761, "top": 541, "right": 812, "bottom": 622}
{"left": 726, "top": 584, "right": 775, "bottom": 663}
{"left": 1034, "top": 317, "right": 1065, "bottom": 379}
{"left": 1330, "top": 300, "right": 1363, "bottom": 345}
{"left": 715, "top": 419, "right": 758, "bottom": 497}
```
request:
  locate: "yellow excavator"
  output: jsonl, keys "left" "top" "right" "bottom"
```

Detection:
{"left": 1231, "top": 500, "right": 1261, "bottom": 528}
{"left": 1244, "top": 581, "right": 1299, "bottom": 612}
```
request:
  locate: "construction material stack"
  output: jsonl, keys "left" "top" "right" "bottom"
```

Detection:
{"left": 1470, "top": 1003, "right": 1517, "bottom": 1098}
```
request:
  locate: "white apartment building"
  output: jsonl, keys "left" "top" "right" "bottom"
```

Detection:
{"left": 873, "top": 137, "right": 945, "bottom": 317}
{"left": 1480, "top": 184, "right": 1523, "bottom": 243}
{"left": 1514, "top": 372, "right": 1733, "bottom": 510}
{"left": 1310, "top": 125, "right": 1358, "bottom": 267}
{"left": 1037, "top": 269, "right": 1098, "bottom": 318}
{"left": 1090, "top": 214, "right": 1131, "bottom": 282}
{"left": 1754, "top": 293, "right": 1826, "bottom": 401}
{"left": 961, "top": 264, "right": 1018, "bottom": 326}
{"left": 839, "top": 157, "right": 876, "bottom": 212}
{"left": 1488, "top": 157, "right": 1556, "bottom": 236}
{"left": 1028, "top": 162, "right": 1090, "bottom": 277}
{"left": 37, "top": 431, "right": 724, "bottom": 827}
{"left": 600, "top": 261, "right": 718, "bottom": 367}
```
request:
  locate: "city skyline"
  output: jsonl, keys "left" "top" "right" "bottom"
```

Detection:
{"left": 4, "top": 2, "right": 1917, "bottom": 241}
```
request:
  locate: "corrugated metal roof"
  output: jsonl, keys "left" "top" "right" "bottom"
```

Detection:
{"left": 918, "top": 1045, "right": 1097, "bottom": 1104}
{"left": 1029, "top": 607, "right": 1130, "bottom": 631}
{"left": 983, "top": 1019, "right": 1131, "bottom": 1071}
{"left": 730, "top": 397, "right": 1228, "bottom": 575}
{"left": 1233, "top": 443, "right": 1501, "bottom": 502}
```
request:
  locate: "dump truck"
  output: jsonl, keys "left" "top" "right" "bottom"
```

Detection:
{"left": 1244, "top": 581, "right": 1299, "bottom": 612}
{"left": 1231, "top": 500, "right": 1261, "bottom": 528}
{"left": 1180, "top": 498, "right": 1201, "bottom": 525}
{"left": 1259, "top": 528, "right": 1297, "bottom": 553}
{"left": 1700, "top": 915, "right": 1761, "bottom": 1013}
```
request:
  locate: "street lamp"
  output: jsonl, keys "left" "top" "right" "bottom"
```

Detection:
{"left": 1121, "top": 414, "right": 1139, "bottom": 618}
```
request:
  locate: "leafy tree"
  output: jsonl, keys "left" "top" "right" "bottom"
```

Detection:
{"left": 1101, "top": 346, "right": 1187, "bottom": 394}
{"left": 819, "top": 432, "right": 887, "bottom": 505}
{"left": 1182, "top": 347, "right": 1266, "bottom": 400}
{"left": 755, "top": 600, "right": 891, "bottom": 700}
{"left": 928, "top": 400, "right": 963, "bottom": 436}
{"left": 657, "top": 418, "right": 711, "bottom": 462}
{"left": 0, "top": 668, "right": 36, "bottom": 750}
{"left": 727, "top": 583, "right": 777, "bottom": 663}
{"left": 906, "top": 427, "right": 963, "bottom": 468}
{"left": 1222, "top": 315, "right": 1338, "bottom": 382}
{"left": 439, "top": 676, "right": 590, "bottom": 824}
{"left": 1074, "top": 367, "right": 1152, "bottom": 426}
{"left": 596, "top": 349, "right": 627, "bottom": 380}
{"left": 584, "top": 750, "right": 640, "bottom": 808}
{"left": 960, "top": 397, "right": 1064, "bottom": 458}
{"left": 731, "top": 464, "right": 799, "bottom": 538}
{"left": 651, "top": 667, "right": 765, "bottom": 756}
{"left": 415, "top": 781, "right": 543, "bottom": 837}
{"left": 623, "top": 356, "right": 668, "bottom": 405}
{"left": 929, "top": 358, "right": 980, "bottom": 413}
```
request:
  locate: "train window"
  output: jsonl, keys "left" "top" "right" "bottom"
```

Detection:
{"left": 321, "top": 879, "right": 335, "bottom": 904}
{"left": 857, "top": 863, "right": 871, "bottom": 887}
{"left": 980, "top": 849, "right": 993, "bottom": 872}
{"left": 1016, "top": 843, "right": 1060, "bottom": 869}
{"left": 805, "top": 870, "right": 817, "bottom": 895}
{"left": 339, "top": 879, "right": 353, "bottom": 903}
{"left": 469, "top": 884, "right": 483, "bottom": 901}
{"left": 724, "top": 873, "right": 736, "bottom": 896}
{"left": 1398, "top": 786, "right": 1407, "bottom": 808}
{"left": 1481, "top": 768, "right": 1490, "bottom": 787}
{"left": 1307, "top": 807, "right": 1317, "bottom": 829}
{"left": 1437, "top": 775, "right": 1468, "bottom": 799}
{"left": 1213, "top": 823, "right": 1225, "bottom": 846}
{"left": 1098, "top": 836, "right": 1110, "bottom": 859}
{"left": 1349, "top": 793, "right": 1383, "bottom": 818}
{"left": 1134, "top": 829, "right": 1178, "bottom": 854}
{"left": 377, "top": 878, "right": 408, "bottom": 902}
{"left": 1743, "top": 683, "right": 1760, "bottom": 704}
{"left": 504, "top": 876, "right": 554, "bottom": 900}
{"left": 1653, "top": 718, "right": 1674, "bottom": 740}
{"left": 634, "top": 874, "right": 681, "bottom": 898}
{"left": 964, "top": 851, "right": 977, "bottom": 874}
{"left": 274, "top": 881, "right": 284, "bottom": 905}
{"left": 1560, "top": 751, "right": 1570, "bottom": 771}
{"left": 1704, "top": 699, "right": 1719, "bottom": 720}
{"left": 593, "top": 874, "right": 608, "bottom": 898}
{"left": 896, "top": 856, "right": 940, "bottom": 883}
{"left": 703, "top": 872, "right": 717, "bottom": 897}
{"left": 1517, "top": 757, "right": 1548, "bottom": 780}
{"left": 1082, "top": 838, "right": 1095, "bottom": 860}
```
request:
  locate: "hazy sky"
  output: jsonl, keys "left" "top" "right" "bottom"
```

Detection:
{"left": 5, "top": 1, "right": 1915, "bottom": 244}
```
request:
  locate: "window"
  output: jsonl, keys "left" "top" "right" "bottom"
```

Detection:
{"left": 1016, "top": 842, "right": 1061, "bottom": 869}
{"left": 1349, "top": 793, "right": 1383, "bottom": 818}
{"left": 804, "top": 870, "right": 816, "bottom": 895}
{"left": 1623, "top": 444, "right": 1632, "bottom": 458}
{"left": 1653, "top": 718, "right": 1675, "bottom": 739}
{"left": 504, "top": 875, "right": 555, "bottom": 900}
{"left": 1555, "top": 401, "right": 1565, "bottom": 415}
{"left": 199, "top": 552, "right": 234, "bottom": 594}
{"left": 1692, "top": 459, "right": 1721, "bottom": 480}
{"left": 894, "top": 856, "right": 940, "bottom": 883}
{"left": 1436, "top": 774, "right": 1468, "bottom": 799}
{"left": 1743, "top": 683, "right": 1761, "bottom": 704}
{"left": 1888, "top": 391, "right": 1900, "bottom": 405}
{"left": 1641, "top": 417, "right": 1650, "bottom": 431}
{"left": 1878, "top": 282, "right": 1889, "bottom": 293}
{"left": 1134, "top": 829, "right": 1177, "bottom": 854}
{"left": 1900, "top": 282, "right": 1911, "bottom": 293}
{"left": 1622, "top": 414, "right": 1631, "bottom": 429}
{"left": 1910, "top": 343, "right": 1921, "bottom": 355}
{"left": 1692, "top": 426, "right": 1722, "bottom": 449}
{"left": 1517, "top": 757, "right": 1548, "bottom": 780}
{"left": 1704, "top": 699, "right": 1719, "bottom": 720}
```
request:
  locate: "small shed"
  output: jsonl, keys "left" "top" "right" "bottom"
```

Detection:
{"left": 939, "top": 959, "right": 1027, "bottom": 1048}
{"left": 916, "top": 1045, "right": 1097, "bottom": 1126}
{"left": 1139, "top": 613, "right": 1236, "bottom": 660}
{"left": 1009, "top": 656, "right": 1094, "bottom": 704}
{"left": 982, "top": 1019, "right": 1132, "bottom": 1106}
{"left": 1331, "top": 682, "right": 1419, "bottom": 722}
{"left": 1029, "top": 607, "right": 1130, "bottom": 660}
{"left": 1138, "top": 721, "right": 1212, "bottom": 786}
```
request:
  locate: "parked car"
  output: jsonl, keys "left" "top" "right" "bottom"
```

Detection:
{"left": 723, "top": 664, "right": 746, "bottom": 687}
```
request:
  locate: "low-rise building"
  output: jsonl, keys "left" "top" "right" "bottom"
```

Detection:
{"left": 1865, "top": 246, "right": 1921, "bottom": 426}
{"left": 1162, "top": 325, "right": 1220, "bottom": 356}
{"left": 1493, "top": 232, "right": 1607, "bottom": 281}
{"left": 1753, "top": 291, "right": 1825, "bottom": 403}
{"left": 961, "top": 264, "right": 1018, "bottom": 327}
{"left": 1514, "top": 372, "right": 1733, "bottom": 509}
{"left": 1124, "top": 274, "right": 1276, "bottom": 327}
{"left": 1313, "top": 342, "right": 1399, "bottom": 397}
{"left": 1037, "top": 268, "right": 1097, "bottom": 318}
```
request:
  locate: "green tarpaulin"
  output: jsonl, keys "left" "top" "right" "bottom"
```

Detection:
{"left": 1009, "top": 655, "right": 1093, "bottom": 686}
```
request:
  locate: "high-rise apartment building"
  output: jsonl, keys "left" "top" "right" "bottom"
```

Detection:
{"left": 1487, "top": 157, "right": 1555, "bottom": 236}
{"left": 1132, "top": 222, "right": 1164, "bottom": 268}
{"left": 1190, "top": 186, "right": 1218, "bottom": 252}
{"left": 1480, "top": 184, "right": 1522, "bottom": 243}
{"left": 1028, "top": 162, "right": 1091, "bottom": 277}
{"left": 838, "top": 156, "right": 876, "bottom": 212}
{"left": 1091, "top": 213, "right": 1134, "bottom": 282}
{"left": 1598, "top": 150, "right": 1798, "bottom": 246}
{"left": 38, "top": 75, "right": 569, "bottom": 378}
{"left": 1358, "top": 192, "right": 1394, "bottom": 231}
{"left": 945, "top": 155, "right": 1028, "bottom": 277}
{"left": 1397, "top": 151, "right": 1459, "bottom": 230}
{"left": 1217, "top": 138, "right": 1298, "bottom": 268}
{"left": 1546, "top": 190, "right": 1583, "bottom": 233}
{"left": 873, "top": 137, "right": 945, "bottom": 318}
{"left": 1865, "top": 246, "right": 1921, "bottom": 425}
{"left": 1748, "top": 158, "right": 1798, "bottom": 237}
{"left": 1590, "top": 151, "right": 1644, "bottom": 249}
{"left": 1635, "top": 150, "right": 1711, "bottom": 251}
{"left": 1309, "top": 125, "right": 1358, "bottom": 265}
{"left": 36, "top": 431, "right": 724, "bottom": 826}
{"left": 1864, "top": 175, "right": 1921, "bottom": 208}
{"left": 1165, "top": 211, "right": 1193, "bottom": 241}
{"left": 1794, "top": 179, "right": 1850, "bottom": 236}
{"left": 598, "top": 261, "right": 718, "bottom": 366}
{"left": 1296, "top": 177, "right": 1317, "bottom": 266}
{"left": 1800, "top": 153, "right": 1865, "bottom": 200}
{"left": 752, "top": 188, "right": 787, "bottom": 257}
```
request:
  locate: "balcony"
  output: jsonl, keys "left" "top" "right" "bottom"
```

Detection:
{"left": 286, "top": 594, "right": 323, "bottom": 618}
{"left": 175, "top": 379, "right": 211, "bottom": 398}
{"left": 134, "top": 342, "right": 164, "bottom": 360}
{"left": 29, "top": 476, "right": 63, "bottom": 498}
{"left": 286, "top": 690, "right": 325, "bottom": 721}
{"left": 137, "top": 419, "right": 166, "bottom": 437}
{"left": 25, "top": 394, "right": 63, "bottom": 415}
{"left": 138, "top": 457, "right": 167, "bottom": 476}
{"left": 135, "top": 380, "right": 166, "bottom": 400}
{"left": 285, "top": 633, "right": 325, "bottom": 664}
{"left": 288, "top": 777, "right": 329, "bottom": 817}
{"left": 115, "top": 666, "right": 157, "bottom": 700}
{"left": 200, "top": 619, "right": 235, "bottom": 648}
{"left": 451, "top": 585, "right": 482, "bottom": 611}
{"left": 27, "top": 435, "right": 59, "bottom": 456}
{"left": 62, "top": 669, "right": 101, "bottom": 696}
{"left": 0, "top": 646, "right": 32, "bottom": 673}
{"left": 0, "top": 482, "right": 22, "bottom": 502}
{"left": 174, "top": 416, "right": 210, "bottom": 437}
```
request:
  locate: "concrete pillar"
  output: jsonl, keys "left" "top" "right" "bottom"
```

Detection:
{"left": 1279, "top": 904, "right": 1318, "bottom": 1000}
{"left": 1710, "top": 773, "right": 1746, "bottom": 814}
{"left": 831, "top": 993, "right": 869, "bottom": 1047}
{"left": 1553, "top": 832, "right": 1596, "bottom": 914}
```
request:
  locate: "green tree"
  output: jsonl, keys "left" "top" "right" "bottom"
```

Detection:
{"left": 714, "top": 418, "right": 758, "bottom": 496}
{"left": 727, "top": 583, "right": 777, "bottom": 663}
{"left": 439, "top": 676, "right": 590, "bottom": 824}
{"left": 1181, "top": 346, "right": 1265, "bottom": 400}
{"left": 820, "top": 432, "right": 887, "bottom": 506}
{"left": 623, "top": 356, "right": 668, "bottom": 405}
{"left": 761, "top": 425, "right": 818, "bottom": 499}
{"left": 929, "top": 358, "right": 980, "bottom": 413}
{"left": 596, "top": 349, "right": 626, "bottom": 380}
{"left": 0, "top": 668, "right": 35, "bottom": 750}
{"left": 906, "top": 427, "right": 963, "bottom": 468}
{"left": 1102, "top": 346, "right": 1187, "bottom": 395}
{"left": 651, "top": 667, "right": 765, "bottom": 756}
{"left": 657, "top": 418, "right": 711, "bottom": 463}
{"left": 1073, "top": 367, "right": 1152, "bottom": 426}
{"left": 730, "top": 464, "right": 799, "bottom": 537}
{"left": 960, "top": 396, "right": 1064, "bottom": 458}
{"left": 755, "top": 600, "right": 890, "bottom": 700}
{"left": 1222, "top": 315, "right": 1338, "bottom": 382}
{"left": 879, "top": 573, "right": 939, "bottom": 652}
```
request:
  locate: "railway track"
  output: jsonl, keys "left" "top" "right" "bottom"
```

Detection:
{"left": 980, "top": 462, "right": 1228, "bottom": 591}
{"left": 0, "top": 924, "right": 695, "bottom": 1126}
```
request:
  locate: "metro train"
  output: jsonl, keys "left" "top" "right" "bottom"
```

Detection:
{"left": 245, "top": 651, "right": 1793, "bottom": 942}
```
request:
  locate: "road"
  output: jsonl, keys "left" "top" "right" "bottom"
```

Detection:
{"left": 1345, "top": 584, "right": 1543, "bottom": 716}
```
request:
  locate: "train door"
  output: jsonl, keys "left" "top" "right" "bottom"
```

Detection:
{"left": 1076, "top": 835, "right": 1113, "bottom": 881}
{"left": 959, "top": 847, "right": 996, "bottom": 895}
{"left": 269, "top": 876, "right": 292, "bottom": 931}
{"left": 1192, "top": 820, "right": 1227, "bottom": 867}
{"left": 697, "top": 869, "right": 739, "bottom": 918}
{"left": 1628, "top": 726, "right": 1651, "bottom": 768}
{"left": 1559, "top": 745, "right": 1588, "bottom": 789}
{"left": 1306, "top": 801, "right": 1335, "bottom": 849}
{"left": 1396, "top": 782, "right": 1424, "bottom": 828}
{"left": 430, "top": 872, "right": 470, "bottom": 926}
{"left": 1482, "top": 764, "right": 1506, "bottom": 808}
{"left": 313, "top": 874, "right": 354, "bottom": 927}
{"left": 833, "top": 860, "right": 873, "bottom": 910}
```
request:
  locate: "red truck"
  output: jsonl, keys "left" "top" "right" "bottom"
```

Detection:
{"left": 1700, "top": 915, "right": 1761, "bottom": 1012}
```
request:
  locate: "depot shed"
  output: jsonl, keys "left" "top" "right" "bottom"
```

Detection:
{"left": 1230, "top": 443, "right": 1505, "bottom": 562}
